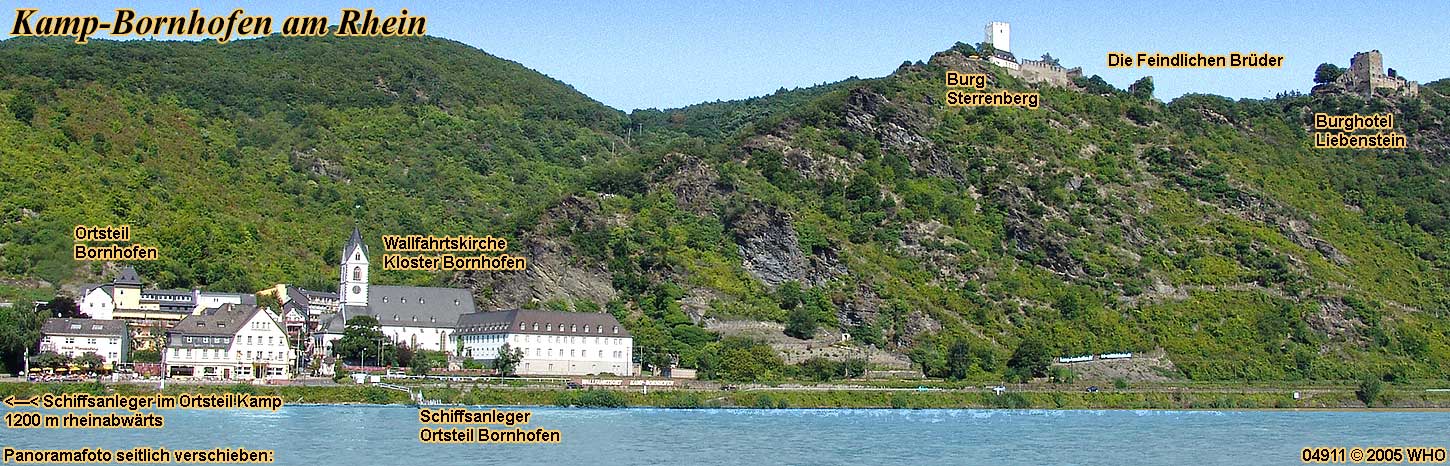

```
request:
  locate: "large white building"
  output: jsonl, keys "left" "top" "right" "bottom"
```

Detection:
{"left": 39, "top": 318, "right": 130, "bottom": 366}
{"left": 314, "top": 228, "right": 477, "bottom": 356}
{"left": 455, "top": 309, "right": 633, "bottom": 376}
{"left": 163, "top": 303, "right": 294, "bottom": 380}
{"left": 78, "top": 266, "right": 256, "bottom": 321}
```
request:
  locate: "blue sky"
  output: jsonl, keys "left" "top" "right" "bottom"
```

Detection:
{"left": 9, "top": 0, "right": 1449, "bottom": 111}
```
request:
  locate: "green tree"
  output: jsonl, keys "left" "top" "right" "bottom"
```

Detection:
{"left": 946, "top": 338, "right": 974, "bottom": 380}
{"left": 976, "top": 42, "right": 996, "bottom": 58}
{"left": 951, "top": 41, "right": 977, "bottom": 56}
{"left": 1356, "top": 377, "right": 1383, "bottom": 407}
{"left": 8, "top": 93, "right": 34, "bottom": 124}
{"left": 409, "top": 353, "right": 431, "bottom": 376}
{"left": 776, "top": 281, "right": 803, "bottom": 310}
{"left": 334, "top": 315, "right": 391, "bottom": 366}
{"left": 1007, "top": 337, "right": 1052, "bottom": 380}
{"left": 332, "top": 359, "right": 348, "bottom": 383}
{"left": 44, "top": 297, "right": 84, "bottom": 318}
{"left": 784, "top": 306, "right": 817, "bottom": 339}
{"left": 714, "top": 337, "right": 785, "bottom": 382}
{"left": 1314, "top": 63, "right": 1345, "bottom": 84}
{"left": 493, "top": 343, "right": 523, "bottom": 376}
{"left": 130, "top": 349, "right": 160, "bottom": 363}
{"left": 1055, "top": 291, "right": 1085, "bottom": 319}
{"left": 256, "top": 292, "right": 283, "bottom": 314}
{"left": 74, "top": 352, "right": 105, "bottom": 371}
{"left": 30, "top": 350, "right": 70, "bottom": 369}
{"left": 0, "top": 303, "right": 45, "bottom": 372}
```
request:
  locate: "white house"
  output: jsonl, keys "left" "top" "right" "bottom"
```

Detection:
{"left": 163, "top": 303, "right": 294, "bottom": 380}
{"left": 39, "top": 318, "right": 130, "bottom": 366}
{"left": 194, "top": 291, "right": 254, "bottom": 314}
{"left": 78, "top": 285, "right": 116, "bottom": 320}
{"left": 77, "top": 266, "right": 255, "bottom": 321}
{"left": 455, "top": 309, "right": 633, "bottom": 376}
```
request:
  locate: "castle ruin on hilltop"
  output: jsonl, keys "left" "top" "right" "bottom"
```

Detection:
{"left": 1333, "top": 50, "right": 1419, "bottom": 98}
{"left": 981, "top": 21, "right": 1083, "bottom": 87}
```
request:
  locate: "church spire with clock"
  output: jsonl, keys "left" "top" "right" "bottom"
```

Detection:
{"left": 340, "top": 226, "right": 369, "bottom": 309}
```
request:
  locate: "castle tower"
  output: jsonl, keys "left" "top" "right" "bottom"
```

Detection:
{"left": 112, "top": 265, "right": 143, "bottom": 310}
{"left": 985, "top": 21, "right": 1010, "bottom": 53}
{"left": 339, "top": 227, "right": 369, "bottom": 308}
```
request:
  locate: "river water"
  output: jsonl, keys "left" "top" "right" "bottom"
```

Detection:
{"left": 4, "top": 406, "right": 1447, "bottom": 465}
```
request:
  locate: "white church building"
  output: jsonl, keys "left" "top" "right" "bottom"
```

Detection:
{"left": 314, "top": 228, "right": 477, "bottom": 356}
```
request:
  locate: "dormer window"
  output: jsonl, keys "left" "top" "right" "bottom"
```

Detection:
{"left": 570, "top": 324, "right": 576, "bottom": 332}
{"left": 613, "top": 326, "right": 618, "bottom": 334}
{"left": 518, "top": 322, "right": 524, "bottom": 330}
{"left": 383, "top": 297, "right": 388, "bottom": 303}
{"left": 454, "top": 299, "right": 460, "bottom": 306}
{"left": 401, "top": 297, "right": 407, "bottom": 304}
{"left": 546, "top": 323, "right": 552, "bottom": 331}
{"left": 419, "top": 297, "right": 424, "bottom": 304}
{"left": 532, "top": 323, "right": 538, "bottom": 331}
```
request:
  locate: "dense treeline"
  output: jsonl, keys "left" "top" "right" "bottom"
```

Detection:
{"left": 1, "top": 35, "right": 1446, "bottom": 384}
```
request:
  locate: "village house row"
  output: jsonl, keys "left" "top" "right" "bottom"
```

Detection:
{"left": 41, "top": 228, "right": 633, "bottom": 381}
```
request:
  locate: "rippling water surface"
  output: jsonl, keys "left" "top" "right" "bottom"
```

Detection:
{"left": 6, "top": 406, "right": 1448, "bottom": 465}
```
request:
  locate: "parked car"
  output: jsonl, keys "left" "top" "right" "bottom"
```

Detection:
{"left": 565, "top": 381, "right": 582, "bottom": 389}
{"left": 720, "top": 384, "right": 739, "bottom": 391}
{"left": 1086, "top": 386, "right": 1100, "bottom": 393}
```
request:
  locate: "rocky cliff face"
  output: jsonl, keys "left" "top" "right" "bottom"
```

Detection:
{"left": 456, "top": 195, "right": 618, "bottom": 310}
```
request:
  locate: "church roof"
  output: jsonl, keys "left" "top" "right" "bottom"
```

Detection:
{"left": 365, "top": 285, "right": 476, "bottom": 328}
{"left": 341, "top": 227, "right": 368, "bottom": 263}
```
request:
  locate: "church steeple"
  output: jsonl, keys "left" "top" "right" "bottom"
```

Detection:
{"left": 340, "top": 227, "right": 369, "bottom": 308}
{"left": 341, "top": 226, "right": 368, "bottom": 264}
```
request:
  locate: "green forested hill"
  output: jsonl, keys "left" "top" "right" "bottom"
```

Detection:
{"left": 0, "top": 35, "right": 625, "bottom": 291}
{"left": 1, "top": 36, "right": 1447, "bottom": 383}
